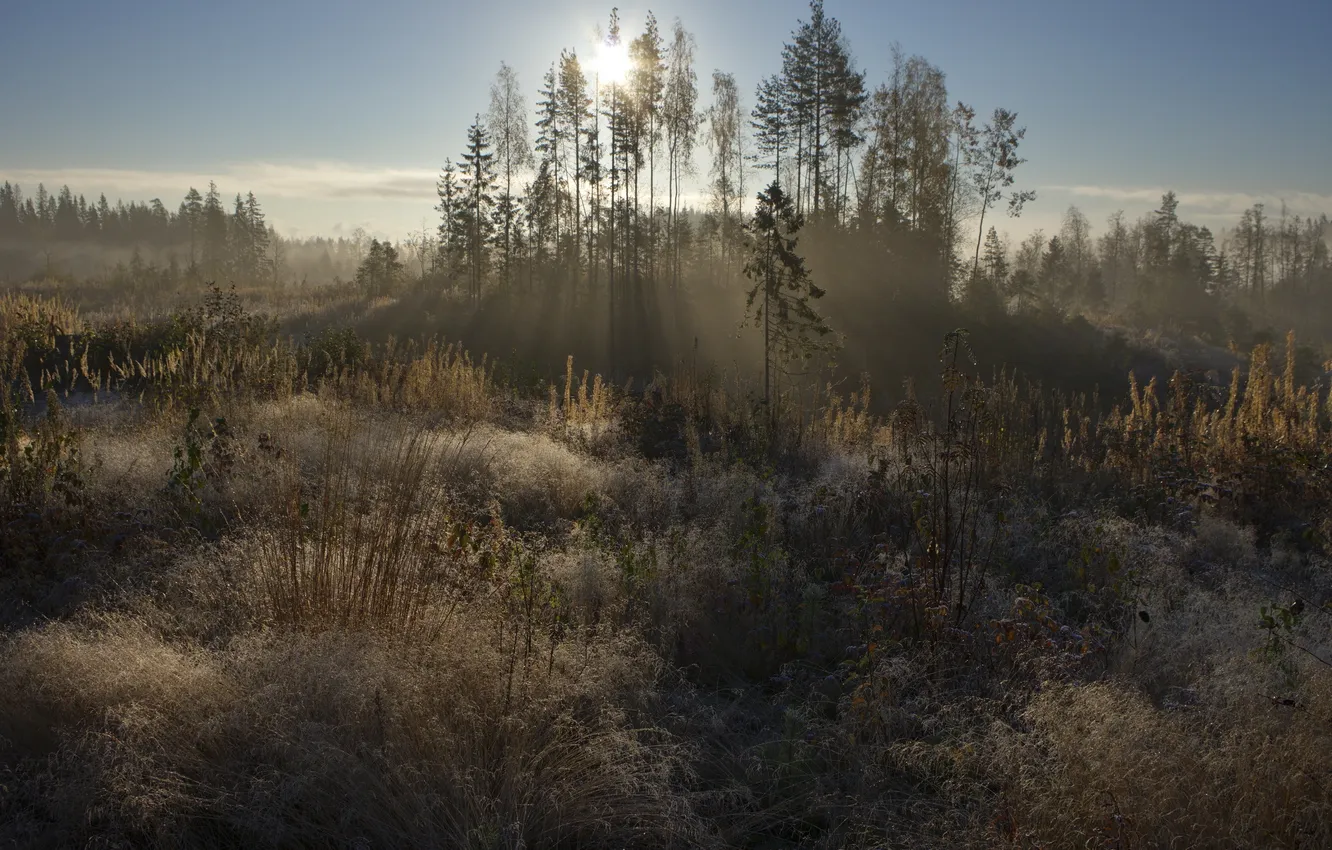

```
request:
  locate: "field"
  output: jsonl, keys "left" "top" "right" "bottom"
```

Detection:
{"left": 1, "top": 280, "right": 1329, "bottom": 849}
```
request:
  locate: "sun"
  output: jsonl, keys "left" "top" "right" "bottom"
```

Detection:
{"left": 594, "top": 41, "right": 630, "bottom": 85}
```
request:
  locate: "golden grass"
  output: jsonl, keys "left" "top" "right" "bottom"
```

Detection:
{"left": 995, "top": 672, "right": 1332, "bottom": 849}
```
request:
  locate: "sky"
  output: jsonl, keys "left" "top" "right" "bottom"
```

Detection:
{"left": 4, "top": 0, "right": 1331, "bottom": 246}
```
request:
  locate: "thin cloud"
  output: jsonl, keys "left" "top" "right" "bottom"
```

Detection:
{"left": 0, "top": 162, "right": 439, "bottom": 202}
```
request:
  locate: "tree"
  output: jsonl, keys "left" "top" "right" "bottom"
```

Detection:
{"left": 1040, "top": 234, "right": 1067, "bottom": 303}
{"left": 1059, "top": 205, "right": 1093, "bottom": 303}
{"left": 751, "top": 74, "right": 789, "bottom": 184}
{"left": 743, "top": 181, "right": 836, "bottom": 414}
{"left": 96, "top": 194, "right": 114, "bottom": 243}
{"left": 602, "top": 9, "right": 627, "bottom": 364}
{"left": 581, "top": 55, "right": 605, "bottom": 295}
{"left": 781, "top": 0, "right": 865, "bottom": 218}
{"left": 967, "top": 225, "right": 1007, "bottom": 308}
{"left": 534, "top": 63, "right": 565, "bottom": 267}
{"left": 270, "top": 227, "right": 286, "bottom": 287}
{"left": 201, "top": 182, "right": 228, "bottom": 280}
{"left": 231, "top": 194, "right": 249, "bottom": 277}
{"left": 227, "top": 192, "right": 269, "bottom": 282}
{"left": 525, "top": 160, "right": 557, "bottom": 291}
{"left": 458, "top": 117, "right": 498, "bottom": 304}
{"left": 1098, "top": 210, "right": 1134, "bottom": 306}
{"left": 488, "top": 62, "right": 533, "bottom": 288}
{"left": 662, "top": 18, "right": 700, "bottom": 294}
{"left": 245, "top": 192, "right": 270, "bottom": 280}
{"left": 1146, "top": 190, "right": 1179, "bottom": 272}
{"left": 436, "top": 159, "right": 466, "bottom": 289}
{"left": 858, "top": 49, "right": 953, "bottom": 280}
{"left": 183, "top": 187, "right": 204, "bottom": 273}
{"left": 1012, "top": 229, "right": 1045, "bottom": 311}
{"left": 630, "top": 13, "right": 666, "bottom": 282}
{"left": 33, "top": 184, "right": 52, "bottom": 238}
{"left": 355, "top": 238, "right": 405, "bottom": 297}
{"left": 54, "top": 186, "right": 82, "bottom": 241}
{"left": 0, "top": 183, "right": 20, "bottom": 240}
{"left": 558, "top": 50, "right": 590, "bottom": 284}
{"left": 967, "top": 108, "right": 1036, "bottom": 280}
{"left": 707, "top": 71, "right": 745, "bottom": 277}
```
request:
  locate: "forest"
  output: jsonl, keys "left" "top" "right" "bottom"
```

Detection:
{"left": 1, "top": 1, "right": 1330, "bottom": 847}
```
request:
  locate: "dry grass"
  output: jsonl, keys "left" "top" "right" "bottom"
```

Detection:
{"left": 6, "top": 288, "right": 1332, "bottom": 848}
{"left": 995, "top": 672, "right": 1332, "bottom": 849}
{"left": 254, "top": 417, "right": 485, "bottom": 639}
{"left": 0, "top": 614, "right": 701, "bottom": 849}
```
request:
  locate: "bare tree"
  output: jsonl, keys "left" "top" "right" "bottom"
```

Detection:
{"left": 707, "top": 71, "right": 745, "bottom": 278}
{"left": 489, "top": 62, "right": 534, "bottom": 288}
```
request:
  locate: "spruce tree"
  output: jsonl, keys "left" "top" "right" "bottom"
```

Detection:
{"left": 458, "top": 117, "right": 497, "bottom": 305}
{"left": 436, "top": 159, "right": 466, "bottom": 290}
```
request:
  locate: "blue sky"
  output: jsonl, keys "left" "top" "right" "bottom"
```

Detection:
{"left": 4, "top": 0, "right": 1330, "bottom": 243}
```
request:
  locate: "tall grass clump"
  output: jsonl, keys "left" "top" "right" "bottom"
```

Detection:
{"left": 327, "top": 337, "right": 496, "bottom": 420}
{"left": 256, "top": 416, "right": 493, "bottom": 640}
{"left": 547, "top": 355, "right": 618, "bottom": 447}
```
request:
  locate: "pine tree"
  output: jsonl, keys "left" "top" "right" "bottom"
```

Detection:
{"left": 781, "top": 1, "right": 864, "bottom": 218}
{"left": 602, "top": 8, "right": 626, "bottom": 365}
{"left": 33, "top": 184, "right": 52, "bottom": 238}
{"left": 751, "top": 74, "right": 789, "bottom": 184}
{"left": 96, "top": 194, "right": 114, "bottom": 244}
{"left": 663, "top": 19, "right": 699, "bottom": 295}
{"left": 967, "top": 108, "right": 1036, "bottom": 280}
{"left": 231, "top": 194, "right": 249, "bottom": 278}
{"left": 743, "top": 181, "right": 836, "bottom": 414}
{"left": 1040, "top": 235, "right": 1067, "bottom": 303}
{"left": 581, "top": 66, "right": 605, "bottom": 295}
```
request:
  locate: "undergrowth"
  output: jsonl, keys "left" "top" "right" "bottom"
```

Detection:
{"left": 1, "top": 289, "right": 1329, "bottom": 848}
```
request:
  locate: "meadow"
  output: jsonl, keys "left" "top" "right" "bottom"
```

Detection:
{"left": 1, "top": 278, "right": 1329, "bottom": 849}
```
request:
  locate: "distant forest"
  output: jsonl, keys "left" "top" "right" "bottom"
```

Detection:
{"left": 3, "top": 1, "right": 1330, "bottom": 392}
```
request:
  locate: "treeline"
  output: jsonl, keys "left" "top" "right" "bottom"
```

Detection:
{"left": 982, "top": 195, "right": 1332, "bottom": 341}
{"left": 421, "top": 1, "right": 1332, "bottom": 357}
{"left": 0, "top": 182, "right": 273, "bottom": 280}
{"left": 413, "top": 2, "right": 1045, "bottom": 378}
{"left": 428, "top": 3, "right": 1033, "bottom": 299}
{"left": 0, "top": 180, "right": 391, "bottom": 288}
{"left": 5, "top": 0, "right": 1331, "bottom": 374}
